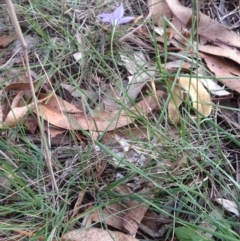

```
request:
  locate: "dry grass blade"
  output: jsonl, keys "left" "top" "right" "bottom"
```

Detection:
{"left": 5, "top": 0, "right": 59, "bottom": 194}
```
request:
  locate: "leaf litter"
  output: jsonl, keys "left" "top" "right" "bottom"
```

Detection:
{"left": 1, "top": 0, "right": 240, "bottom": 240}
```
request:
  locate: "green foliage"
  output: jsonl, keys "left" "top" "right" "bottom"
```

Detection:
{"left": 175, "top": 227, "right": 211, "bottom": 241}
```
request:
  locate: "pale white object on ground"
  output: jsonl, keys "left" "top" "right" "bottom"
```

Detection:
{"left": 61, "top": 227, "right": 139, "bottom": 241}
{"left": 73, "top": 32, "right": 86, "bottom": 69}
{"left": 214, "top": 198, "right": 239, "bottom": 217}
{"left": 120, "top": 51, "right": 155, "bottom": 105}
{"left": 201, "top": 78, "right": 230, "bottom": 96}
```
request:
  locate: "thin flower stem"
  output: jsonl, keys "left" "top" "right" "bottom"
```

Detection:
{"left": 110, "top": 25, "right": 117, "bottom": 66}
{"left": 110, "top": 25, "right": 121, "bottom": 83}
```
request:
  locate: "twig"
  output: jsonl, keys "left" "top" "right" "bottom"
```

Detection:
{"left": 5, "top": 0, "right": 59, "bottom": 194}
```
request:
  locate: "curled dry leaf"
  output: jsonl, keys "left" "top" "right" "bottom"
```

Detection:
{"left": 147, "top": 0, "right": 172, "bottom": 26}
{"left": 200, "top": 53, "right": 240, "bottom": 93}
{"left": 179, "top": 78, "right": 199, "bottom": 111}
{"left": 61, "top": 227, "right": 139, "bottom": 241}
{"left": 34, "top": 91, "right": 163, "bottom": 131}
{"left": 2, "top": 102, "right": 35, "bottom": 127}
{"left": 214, "top": 198, "right": 239, "bottom": 217}
{"left": 1, "top": 85, "right": 163, "bottom": 131}
{"left": 11, "top": 90, "right": 24, "bottom": 108}
{"left": 168, "top": 77, "right": 212, "bottom": 124}
{"left": 179, "top": 77, "right": 212, "bottom": 117}
{"left": 0, "top": 95, "right": 50, "bottom": 128}
{"left": 199, "top": 42, "right": 240, "bottom": 66}
{"left": 165, "top": 0, "right": 240, "bottom": 48}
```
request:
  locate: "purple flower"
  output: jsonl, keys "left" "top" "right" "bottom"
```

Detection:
{"left": 98, "top": 4, "right": 135, "bottom": 25}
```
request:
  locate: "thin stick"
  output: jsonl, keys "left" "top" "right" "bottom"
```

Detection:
{"left": 5, "top": 0, "right": 59, "bottom": 194}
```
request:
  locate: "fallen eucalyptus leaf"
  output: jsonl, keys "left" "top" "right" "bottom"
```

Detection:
{"left": 168, "top": 77, "right": 212, "bottom": 124}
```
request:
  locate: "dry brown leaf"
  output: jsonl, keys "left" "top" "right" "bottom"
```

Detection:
{"left": 200, "top": 53, "right": 240, "bottom": 93}
{"left": 0, "top": 34, "right": 17, "bottom": 47}
{"left": 1, "top": 91, "right": 163, "bottom": 131}
{"left": 197, "top": 67, "right": 231, "bottom": 96}
{"left": 4, "top": 82, "right": 38, "bottom": 91}
{"left": 168, "top": 85, "right": 183, "bottom": 124}
{"left": 165, "top": 0, "right": 240, "bottom": 48}
{"left": 218, "top": 98, "right": 240, "bottom": 128}
{"left": 168, "top": 78, "right": 212, "bottom": 124}
{"left": 179, "top": 77, "right": 212, "bottom": 117}
{"left": 34, "top": 91, "right": 163, "bottom": 131}
{"left": 1, "top": 95, "right": 49, "bottom": 128}
{"left": 39, "top": 93, "right": 82, "bottom": 113}
{"left": 102, "top": 127, "right": 148, "bottom": 145}
{"left": 47, "top": 126, "right": 65, "bottom": 138}
{"left": 122, "top": 188, "right": 150, "bottom": 236}
{"left": 163, "top": 60, "right": 192, "bottom": 72}
{"left": 71, "top": 191, "right": 86, "bottom": 219}
{"left": 11, "top": 91, "right": 24, "bottom": 108}
{"left": 91, "top": 203, "right": 126, "bottom": 230}
{"left": 147, "top": 0, "right": 172, "bottom": 26}
{"left": 61, "top": 227, "right": 139, "bottom": 241}
{"left": 199, "top": 42, "right": 240, "bottom": 65}
{"left": 2, "top": 82, "right": 38, "bottom": 125}
{"left": 2, "top": 103, "right": 35, "bottom": 127}
{"left": 170, "top": 155, "right": 188, "bottom": 175}
{"left": 23, "top": 115, "right": 38, "bottom": 134}
{"left": 141, "top": 207, "right": 171, "bottom": 237}
{"left": 171, "top": 16, "right": 186, "bottom": 36}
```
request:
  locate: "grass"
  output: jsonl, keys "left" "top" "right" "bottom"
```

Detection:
{"left": 1, "top": 0, "right": 240, "bottom": 240}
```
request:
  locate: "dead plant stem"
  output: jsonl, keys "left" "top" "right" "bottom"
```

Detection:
{"left": 5, "top": 0, "right": 59, "bottom": 194}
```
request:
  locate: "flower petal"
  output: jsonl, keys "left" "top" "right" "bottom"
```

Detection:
{"left": 117, "top": 16, "right": 135, "bottom": 24}
{"left": 97, "top": 13, "right": 113, "bottom": 23}
{"left": 113, "top": 4, "right": 124, "bottom": 20}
